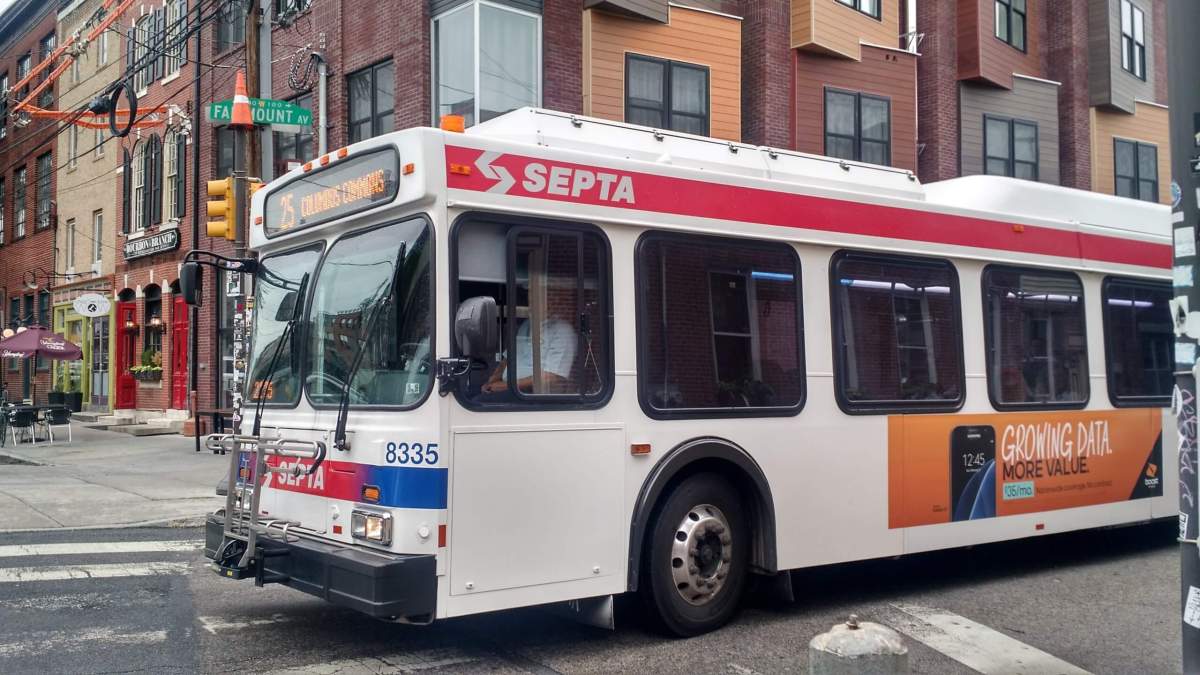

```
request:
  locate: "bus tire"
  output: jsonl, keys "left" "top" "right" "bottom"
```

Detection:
{"left": 641, "top": 472, "right": 748, "bottom": 637}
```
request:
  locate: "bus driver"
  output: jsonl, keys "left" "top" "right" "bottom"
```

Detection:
{"left": 481, "top": 313, "right": 578, "bottom": 396}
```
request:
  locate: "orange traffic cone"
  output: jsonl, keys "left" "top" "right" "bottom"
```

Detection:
{"left": 230, "top": 70, "right": 253, "bottom": 128}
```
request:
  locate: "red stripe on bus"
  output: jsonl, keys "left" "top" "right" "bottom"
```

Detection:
{"left": 445, "top": 146, "right": 1170, "bottom": 269}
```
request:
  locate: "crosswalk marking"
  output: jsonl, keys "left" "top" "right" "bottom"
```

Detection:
{"left": 886, "top": 603, "right": 1091, "bottom": 675}
{"left": 0, "top": 628, "right": 168, "bottom": 658}
{"left": 266, "top": 648, "right": 481, "bottom": 674}
{"left": 0, "top": 540, "right": 199, "bottom": 558}
{"left": 198, "top": 613, "right": 296, "bottom": 634}
{"left": 0, "top": 561, "right": 191, "bottom": 583}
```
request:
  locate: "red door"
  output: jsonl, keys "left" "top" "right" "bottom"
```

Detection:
{"left": 171, "top": 296, "right": 189, "bottom": 410}
{"left": 115, "top": 301, "right": 137, "bottom": 410}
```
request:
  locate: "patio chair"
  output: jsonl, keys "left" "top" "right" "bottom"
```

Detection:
{"left": 9, "top": 409, "right": 38, "bottom": 445}
{"left": 41, "top": 407, "right": 72, "bottom": 444}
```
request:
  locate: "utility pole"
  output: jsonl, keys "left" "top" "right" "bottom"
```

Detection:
{"left": 244, "top": 0, "right": 262, "bottom": 179}
{"left": 1168, "top": 1, "right": 1200, "bottom": 670}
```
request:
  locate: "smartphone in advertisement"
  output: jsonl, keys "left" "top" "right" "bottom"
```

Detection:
{"left": 950, "top": 425, "right": 996, "bottom": 521}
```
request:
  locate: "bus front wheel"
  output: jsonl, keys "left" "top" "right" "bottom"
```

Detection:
{"left": 642, "top": 472, "right": 749, "bottom": 637}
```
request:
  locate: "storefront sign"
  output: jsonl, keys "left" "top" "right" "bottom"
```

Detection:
{"left": 72, "top": 293, "right": 111, "bottom": 318}
{"left": 123, "top": 228, "right": 180, "bottom": 261}
{"left": 264, "top": 148, "right": 399, "bottom": 237}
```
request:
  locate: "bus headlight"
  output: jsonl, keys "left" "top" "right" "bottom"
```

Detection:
{"left": 350, "top": 509, "right": 392, "bottom": 545}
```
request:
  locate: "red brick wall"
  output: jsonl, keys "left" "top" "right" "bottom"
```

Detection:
{"left": 1044, "top": 0, "right": 1092, "bottom": 191}
{"left": 0, "top": 2, "right": 61, "bottom": 403}
{"left": 794, "top": 46, "right": 918, "bottom": 172}
{"left": 544, "top": 0, "right": 583, "bottom": 114}
{"left": 741, "top": 0, "right": 792, "bottom": 148}
{"left": 1152, "top": 0, "right": 1167, "bottom": 106}
{"left": 916, "top": 0, "right": 959, "bottom": 182}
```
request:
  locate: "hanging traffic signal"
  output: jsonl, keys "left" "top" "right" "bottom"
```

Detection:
{"left": 206, "top": 177, "right": 236, "bottom": 241}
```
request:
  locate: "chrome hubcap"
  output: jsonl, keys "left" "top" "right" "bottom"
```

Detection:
{"left": 669, "top": 503, "right": 732, "bottom": 606}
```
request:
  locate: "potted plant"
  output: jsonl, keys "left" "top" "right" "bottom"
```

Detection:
{"left": 47, "top": 389, "right": 66, "bottom": 406}
{"left": 131, "top": 350, "right": 163, "bottom": 382}
{"left": 66, "top": 384, "right": 84, "bottom": 412}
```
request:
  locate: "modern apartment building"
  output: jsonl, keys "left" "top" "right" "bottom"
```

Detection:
{"left": 53, "top": 0, "right": 122, "bottom": 412}
{"left": 0, "top": 0, "right": 62, "bottom": 405}
{"left": 917, "top": 0, "right": 1170, "bottom": 204}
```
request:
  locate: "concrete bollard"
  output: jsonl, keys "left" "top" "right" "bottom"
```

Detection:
{"left": 809, "top": 614, "right": 908, "bottom": 675}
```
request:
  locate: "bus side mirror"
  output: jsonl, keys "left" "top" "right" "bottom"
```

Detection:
{"left": 181, "top": 262, "right": 204, "bottom": 307}
{"left": 455, "top": 296, "right": 499, "bottom": 359}
{"left": 275, "top": 291, "right": 298, "bottom": 322}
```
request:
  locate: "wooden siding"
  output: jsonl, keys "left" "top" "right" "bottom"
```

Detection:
{"left": 959, "top": 77, "right": 1060, "bottom": 184}
{"left": 791, "top": 0, "right": 901, "bottom": 61}
{"left": 958, "top": 0, "right": 1043, "bottom": 88}
{"left": 1087, "top": 0, "right": 1155, "bottom": 113}
{"left": 1090, "top": 103, "right": 1171, "bottom": 204}
{"left": 583, "top": 7, "right": 742, "bottom": 141}
{"left": 793, "top": 44, "right": 917, "bottom": 171}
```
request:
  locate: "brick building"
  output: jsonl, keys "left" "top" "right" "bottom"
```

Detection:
{"left": 916, "top": 0, "right": 1172, "bottom": 204}
{"left": 0, "top": 0, "right": 62, "bottom": 405}
{"left": 53, "top": 0, "right": 123, "bottom": 412}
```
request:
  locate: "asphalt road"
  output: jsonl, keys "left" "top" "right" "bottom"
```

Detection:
{"left": 0, "top": 521, "right": 1182, "bottom": 674}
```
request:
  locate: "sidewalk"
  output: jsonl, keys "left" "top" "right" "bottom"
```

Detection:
{"left": 0, "top": 424, "right": 226, "bottom": 532}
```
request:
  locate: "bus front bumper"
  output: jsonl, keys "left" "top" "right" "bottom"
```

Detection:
{"left": 203, "top": 514, "right": 436, "bottom": 621}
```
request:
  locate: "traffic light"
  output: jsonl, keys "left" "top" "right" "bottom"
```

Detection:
{"left": 206, "top": 177, "right": 236, "bottom": 241}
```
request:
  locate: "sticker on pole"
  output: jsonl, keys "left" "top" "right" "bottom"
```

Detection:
{"left": 1186, "top": 586, "right": 1200, "bottom": 629}
{"left": 1177, "top": 227, "right": 1196, "bottom": 258}
{"left": 72, "top": 293, "right": 111, "bottom": 318}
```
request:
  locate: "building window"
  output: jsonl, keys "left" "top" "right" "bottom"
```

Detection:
{"left": 433, "top": 2, "right": 540, "bottom": 128}
{"left": 144, "top": 285, "right": 162, "bottom": 356}
{"left": 133, "top": 15, "right": 152, "bottom": 91}
{"left": 625, "top": 55, "right": 710, "bottom": 136}
{"left": 38, "top": 33, "right": 55, "bottom": 108}
{"left": 825, "top": 89, "right": 891, "bottom": 165}
{"left": 98, "top": 30, "right": 108, "bottom": 65}
{"left": 37, "top": 292, "right": 49, "bottom": 369}
{"left": 13, "top": 166, "right": 26, "bottom": 239}
{"left": 273, "top": 93, "right": 313, "bottom": 174}
{"left": 0, "top": 72, "right": 8, "bottom": 139}
{"left": 132, "top": 143, "right": 145, "bottom": 231}
{"left": 71, "top": 54, "right": 80, "bottom": 84}
{"left": 92, "top": 210, "right": 103, "bottom": 266}
{"left": 832, "top": 252, "right": 964, "bottom": 412}
{"left": 95, "top": 127, "right": 105, "bottom": 158}
{"left": 984, "top": 115, "right": 1038, "bottom": 180}
{"left": 35, "top": 152, "right": 51, "bottom": 231}
{"left": 165, "top": 131, "right": 184, "bottom": 219}
{"left": 1115, "top": 138, "right": 1158, "bottom": 202}
{"left": 836, "top": 0, "right": 880, "bottom": 20}
{"left": 141, "top": 135, "right": 162, "bottom": 228}
{"left": 635, "top": 232, "right": 803, "bottom": 416}
{"left": 216, "top": 2, "right": 245, "bottom": 53}
{"left": 1103, "top": 277, "right": 1171, "bottom": 406}
{"left": 215, "top": 126, "right": 235, "bottom": 177}
{"left": 983, "top": 266, "right": 1088, "bottom": 407}
{"left": 1121, "top": 0, "right": 1146, "bottom": 80}
{"left": 65, "top": 218, "right": 76, "bottom": 270}
{"left": 164, "top": 0, "right": 185, "bottom": 77}
{"left": 347, "top": 61, "right": 394, "bottom": 143}
{"left": 15, "top": 53, "right": 30, "bottom": 101}
{"left": 275, "top": 0, "right": 311, "bottom": 15}
{"left": 0, "top": 178, "right": 6, "bottom": 245}
{"left": 68, "top": 126, "right": 79, "bottom": 169}
{"left": 994, "top": 0, "right": 1027, "bottom": 51}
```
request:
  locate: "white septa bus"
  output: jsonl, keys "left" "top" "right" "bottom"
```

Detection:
{"left": 190, "top": 108, "right": 1176, "bottom": 637}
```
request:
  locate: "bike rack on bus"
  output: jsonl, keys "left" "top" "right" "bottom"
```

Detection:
{"left": 207, "top": 432, "right": 327, "bottom": 575}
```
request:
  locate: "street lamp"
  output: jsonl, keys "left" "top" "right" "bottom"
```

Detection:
{"left": 22, "top": 267, "right": 79, "bottom": 292}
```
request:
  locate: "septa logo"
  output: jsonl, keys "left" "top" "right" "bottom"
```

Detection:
{"left": 469, "top": 150, "right": 636, "bottom": 205}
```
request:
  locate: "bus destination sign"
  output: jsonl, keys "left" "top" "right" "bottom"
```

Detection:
{"left": 265, "top": 148, "right": 400, "bottom": 236}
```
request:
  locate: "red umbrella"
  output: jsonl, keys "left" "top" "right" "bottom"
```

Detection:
{"left": 0, "top": 327, "right": 83, "bottom": 360}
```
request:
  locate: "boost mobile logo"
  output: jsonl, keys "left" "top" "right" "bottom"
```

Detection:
{"left": 1145, "top": 462, "right": 1160, "bottom": 489}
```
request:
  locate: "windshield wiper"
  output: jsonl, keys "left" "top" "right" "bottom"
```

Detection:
{"left": 251, "top": 272, "right": 310, "bottom": 437}
{"left": 333, "top": 242, "right": 407, "bottom": 452}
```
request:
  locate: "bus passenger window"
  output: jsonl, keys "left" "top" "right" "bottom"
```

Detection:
{"left": 983, "top": 266, "right": 1088, "bottom": 407}
{"left": 1103, "top": 277, "right": 1172, "bottom": 405}
{"left": 831, "top": 252, "right": 963, "bottom": 412}
{"left": 454, "top": 218, "right": 610, "bottom": 407}
{"left": 636, "top": 233, "right": 803, "bottom": 416}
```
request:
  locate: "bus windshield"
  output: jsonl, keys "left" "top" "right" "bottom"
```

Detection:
{"left": 247, "top": 246, "right": 322, "bottom": 405}
{"left": 304, "top": 217, "right": 433, "bottom": 407}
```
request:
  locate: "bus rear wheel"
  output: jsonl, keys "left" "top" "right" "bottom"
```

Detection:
{"left": 642, "top": 472, "right": 748, "bottom": 637}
